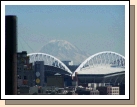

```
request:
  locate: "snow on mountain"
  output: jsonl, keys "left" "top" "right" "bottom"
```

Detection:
{"left": 39, "top": 40, "right": 90, "bottom": 65}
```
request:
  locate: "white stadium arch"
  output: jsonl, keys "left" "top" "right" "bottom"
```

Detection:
{"left": 72, "top": 51, "right": 125, "bottom": 76}
{"left": 27, "top": 53, "right": 72, "bottom": 74}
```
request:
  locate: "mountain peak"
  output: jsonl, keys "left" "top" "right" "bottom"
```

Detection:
{"left": 40, "top": 40, "right": 90, "bottom": 65}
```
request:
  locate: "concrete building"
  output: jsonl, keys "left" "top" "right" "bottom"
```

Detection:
{"left": 90, "top": 89, "right": 100, "bottom": 95}
{"left": 96, "top": 86, "right": 119, "bottom": 95}
{"left": 107, "top": 86, "right": 119, "bottom": 95}
{"left": 17, "top": 51, "right": 35, "bottom": 87}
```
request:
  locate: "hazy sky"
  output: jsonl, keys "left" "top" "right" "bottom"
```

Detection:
{"left": 5, "top": 5, "right": 125, "bottom": 56}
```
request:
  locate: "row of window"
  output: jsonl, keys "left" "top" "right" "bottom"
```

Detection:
{"left": 17, "top": 54, "right": 27, "bottom": 57}
{"left": 17, "top": 66, "right": 33, "bottom": 71}
{"left": 17, "top": 59, "right": 29, "bottom": 64}
{"left": 18, "top": 81, "right": 34, "bottom": 86}
{"left": 108, "top": 88, "right": 119, "bottom": 90}
{"left": 108, "top": 91, "right": 119, "bottom": 94}
{"left": 18, "top": 75, "right": 34, "bottom": 80}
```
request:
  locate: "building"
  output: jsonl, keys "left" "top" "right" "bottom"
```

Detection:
{"left": 119, "top": 83, "right": 125, "bottom": 95}
{"left": 72, "top": 51, "right": 125, "bottom": 92}
{"left": 62, "top": 61, "right": 73, "bottom": 66}
{"left": 66, "top": 65, "right": 79, "bottom": 73}
{"left": 17, "top": 51, "right": 34, "bottom": 87}
{"left": 96, "top": 86, "right": 119, "bottom": 95}
{"left": 96, "top": 86, "right": 107, "bottom": 95}
{"left": 107, "top": 86, "right": 119, "bottom": 95}
{"left": 44, "top": 64, "right": 72, "bottom": 87}
{"left": 62, "top": 61, "right": 79, "bottom": 73}
{"left": 34, "top": 61, "right": 45, "bottom": 86}
{"left": 18, "top": 86, "right": 30, "bottom": 95}
{"left": 46, "top": 75, "right": 65, "bottom": 88}
{"left": 90, "top": 89, "right": 100, "bottom": 95}
{"left": 18, "top": 54, "right": 67, "bottom": 88}
{"left": 77, "top": 90, "right": 91, "bottom": 95}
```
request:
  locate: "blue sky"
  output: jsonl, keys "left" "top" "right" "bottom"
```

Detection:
{"left": 5, "top": 5, "right": 125, "bottom": 56}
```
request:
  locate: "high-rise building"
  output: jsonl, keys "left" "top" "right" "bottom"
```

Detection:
{"left": 17, "top": 51, "right": 34, "bottom": 87}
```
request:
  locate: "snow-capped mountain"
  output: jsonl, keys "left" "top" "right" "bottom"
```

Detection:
{"left": 39, "top": 40, "right": 90, "bottom": 65}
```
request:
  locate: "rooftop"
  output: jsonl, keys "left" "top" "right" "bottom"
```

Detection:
{"left": 77, "top": 65, "right": 125, "bottom": 75}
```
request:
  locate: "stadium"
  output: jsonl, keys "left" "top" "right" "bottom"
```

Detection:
{"left": 72, "top": 51, "right": 125, "bottom": 87}
{"left": 28, "top": 51, "right": 125, "bottom": 87}
{"left": 26, "top": 51, "right": 125, "bottom": 95}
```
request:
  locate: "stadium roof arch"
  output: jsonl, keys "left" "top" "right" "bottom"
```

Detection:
{"left": 72, "top": 51, "right": 125, "bottom": 76}
{"left": 27, "top": 53, "right": 72, "bottom": 74}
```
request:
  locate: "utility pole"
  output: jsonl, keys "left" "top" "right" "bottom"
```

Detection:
{"left": 5, "top": 15, "right": 17, "bottom": 95}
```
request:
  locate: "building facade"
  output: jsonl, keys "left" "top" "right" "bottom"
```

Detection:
{"left": 90, "top": 90, "right": 100, "bottom": 95}
{"left": 17, "top": 51, "right": 35, "bottom": 87}
{"left": 34, "top": 61, "right": 45, "bottom": 86}
{"left": 107, "top": 86, "right": 119, "bottom": 95}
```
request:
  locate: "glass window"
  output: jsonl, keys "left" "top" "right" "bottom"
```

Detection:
{"left": 23, "top": 54, "right": 26, "bottom": 57}
{"left": 30, "top": 76, "right": 33, "bottom": 80}
{"left": 37, "top": 64, "right": 40, "bottom": 71}
{"left": 18, "top": 75, "right": 21, "bottom": 79}
{"left": 24, "top": 76, "right": 27, "bottom": 80}
{"left": 17, "top": 60, "right": 20, "bottom": 63}
{"left": 24, "top": 60, "right": 26, "bottom": 64}
{"left": 18, "top": 54, "right": 20, "bottom": 57}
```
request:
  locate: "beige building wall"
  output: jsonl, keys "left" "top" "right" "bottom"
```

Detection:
{"left": 107, "top": 86, "right": 119, "bottom": 95}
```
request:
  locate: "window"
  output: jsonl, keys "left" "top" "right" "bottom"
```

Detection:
{"left": 18, "top": 54, "right": 20, "bottom": 57}
{"left": 37, "top": 64, "right": 40, "bottom": 71}
{"left": 24, "top": 60, "right": 26, "bottom": 64}
{"left": 17, "top": 60, "right": 20, "bottom": 64}
{"left": 18, "top": 75, "right": 21, "bottom": 79}
{"left": 30, "top": 76, "right": 33, "bottom": 80}
{"left": 31, "top": 83, "right": 33, "bottom": 87}
{"left": 17, "top": 67, "right": 21, "bottom": 71}
{"left": 24, "top": 76, "right": 27, "bottom": 80}
{"left": 24, "top": 65, "right": 27, "bottom": 68}
{"left": 23, "top": 54, "right": 26, "bottom": 57}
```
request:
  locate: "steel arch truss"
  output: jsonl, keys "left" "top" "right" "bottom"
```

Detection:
{"left": 27, "top": 53, "right": 72, "bottom": 74}
{"left": 73, "top": 51, "right": 125, "bottom": 76}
